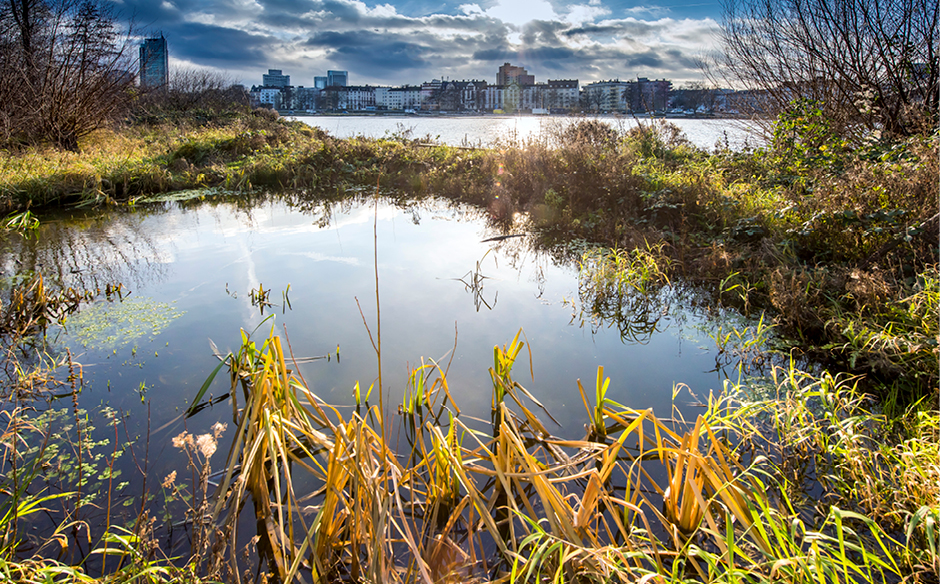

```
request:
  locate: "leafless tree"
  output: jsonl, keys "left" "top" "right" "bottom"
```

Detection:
{"left": 715, "top": 0, "right": 938, "bottom": 140}
{"left": 0, "top": 0, "right": 136, "bottom": 149}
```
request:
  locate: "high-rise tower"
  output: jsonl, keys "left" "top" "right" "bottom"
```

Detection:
{"left": 263, "top": 69, "right": 290, "bottom": 87}
{"left": 139, "top": 36, "right": 168, "bottom": 88}
{"left": 327, "top": 70, "right": 348, "bottom": 87}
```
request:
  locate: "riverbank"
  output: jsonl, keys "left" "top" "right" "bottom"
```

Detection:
{"left": 0, "top": 111, "right": 936, "bottom": 582}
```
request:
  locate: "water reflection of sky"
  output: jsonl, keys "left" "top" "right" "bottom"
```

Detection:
{"left": 1, "top": 196, "right": 749, "bottom": 537}
{"left": 0, "top": 197, "right": 735, "bottom": 438}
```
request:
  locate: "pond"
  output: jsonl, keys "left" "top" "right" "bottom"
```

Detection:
{"left": 0, "top": 192, "right": 766, "bottom": 569}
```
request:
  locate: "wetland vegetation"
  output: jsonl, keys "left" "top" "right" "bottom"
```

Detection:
{"left": 0, "top": 100, "right": 936, "bottom": 583}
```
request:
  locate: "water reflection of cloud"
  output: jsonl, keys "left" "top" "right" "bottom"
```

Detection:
{"left": 327, "top": 205, "right": 401, "bottom": 231}
{"left": 294, "top": 252, "right": 361, "bottom": 266}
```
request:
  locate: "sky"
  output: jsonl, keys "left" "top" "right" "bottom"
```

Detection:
{"left": 113, "top": 0, "right": 726, "bottom": 88}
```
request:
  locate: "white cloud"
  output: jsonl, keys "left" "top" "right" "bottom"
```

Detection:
{"left": 564, "top": 3, "right": 611, "bottom": 24}
{"left": 365, "top": 3, "right": 400, "bottom": 18}
{"left": 459, "top": 3, "right": 484, "bottom": 16}
{"left": 485, "top": 0, "right": 557, "bottom": 27}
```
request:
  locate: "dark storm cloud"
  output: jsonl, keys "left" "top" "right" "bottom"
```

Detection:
{"left": 171, "top": 22, "right": 276, "bottom": 65}
{"left": 473, "top": 45, "right": 580, "bottom": 63}
{"left": 257, "top": 0, "right": 319, "bottom": 11}
{"left": 306, "top": 30, "right": 431, "bottom": 73}
{"left": 319, "top": 0, "right": 365, "bottom": 22}
{"left": 520, "top": 20, "right": 566, "bottom": 45}
{"left": 622, "top": 50, "right": 663, "bottom": 68}
{"left": 564, "top": 24, "right": 629, "bottom": 37}
{"left": 111, "top": 0, "right": 186, "bottom": 28}
{"left": 565, "top": 20, "right": 663, "bottom": 38}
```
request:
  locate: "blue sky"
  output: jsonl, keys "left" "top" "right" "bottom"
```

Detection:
{"left": 116, "top": 0, "right": 725, "bottom": 87}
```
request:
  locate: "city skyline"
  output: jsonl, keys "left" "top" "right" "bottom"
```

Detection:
{"left": 121, "top": 0, "right": 723, "bottom": 89}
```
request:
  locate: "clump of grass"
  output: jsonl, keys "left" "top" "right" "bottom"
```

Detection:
{"left": 722, "top": 363, "right": 939, "bottom": 532}
{"left": 161, "top": 327, "right": 934, "bottom": 583}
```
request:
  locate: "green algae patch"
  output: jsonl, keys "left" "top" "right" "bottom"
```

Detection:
{"left": 63, "top": 297, "right": 185, "bottom": 350}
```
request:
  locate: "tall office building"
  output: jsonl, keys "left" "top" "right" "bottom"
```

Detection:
{"left": 497, "top": 63, "right": 534, "bottom": 86}
{"left": 327, "top": 70, "right": 348, "bottom": 87}
{"left": 263, "top": 69, "right": 290, "bottom": 87}
{"left": 139, "top": 36, "right": 168, "bottom": 88}
{"left": 314, "top": 76, "right": 328, "bottom": 90}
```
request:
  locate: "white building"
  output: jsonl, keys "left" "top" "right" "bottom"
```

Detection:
{"left": 338, "top": 86, "right": 376, "bottom": 110}
{"left": 582, "top": 80, "right": 631, "bottom": 112}
{"left": 484, "top": 85, "right": 504, "bottom": 111}
{"left": 387, "top": 86, "right": 422, "bottom": 110}
{"left": 374, "top": 86, "right": 391, "bottom": 109}
{"left": 252, "top": 87, "right": 283, "bottom": 109}
{"left": 544, "top": 80, "right": 579, "bottom": 110}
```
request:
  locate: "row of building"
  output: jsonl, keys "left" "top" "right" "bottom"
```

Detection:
{"left": 248, "top": 64, "right": 679, "bottom": 114}
{"left": 140, "top": 36, "right": 767, "bottom": 116}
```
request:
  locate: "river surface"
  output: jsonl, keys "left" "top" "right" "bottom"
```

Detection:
{"left": 292, "top": 114, "right": 765, "bottom": 150}
{"left": 1, "top": 194, "right": 761, "bottom": 554}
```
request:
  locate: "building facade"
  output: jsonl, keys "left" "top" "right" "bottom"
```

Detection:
{"left": 635, "top": 78, "right": 671, "bottom": 112}
{"left": 386, "top": 86, "right": 422, "bottom": 110}
{"left": 292, "top": 87, "right": 319, "bottom": 111}
{"left": 582, "top": 80, "right": 631, "bottom": 112}
{"left": 139, "top": 36, "right": 168, "bottom": 88}
{"left": 544, "top": 80, "right": 579, "bottom": 110}
{"left": 254, "top": 87, "right": 283, "bottom": 109}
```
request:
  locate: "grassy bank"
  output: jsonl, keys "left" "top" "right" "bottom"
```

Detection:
{"left": 0, "top": 110, "right": 936, "bottom": 582}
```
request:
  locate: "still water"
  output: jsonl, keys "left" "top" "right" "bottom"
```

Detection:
{"left": 292, "top": 114, "right": 765, "bottom": 150}
{"left": 2, "top": 194, "right": 747, "bottom": 544}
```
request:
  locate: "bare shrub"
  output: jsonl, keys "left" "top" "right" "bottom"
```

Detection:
{"left": 558, "top": 118, "right": 618, "bottom": 149}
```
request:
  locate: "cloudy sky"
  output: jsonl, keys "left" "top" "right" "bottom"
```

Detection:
{"left": 115, "top": 0, "right": 725, "bottom": 88}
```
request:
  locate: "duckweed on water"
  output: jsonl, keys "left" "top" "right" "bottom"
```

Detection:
{"left": 63, "top": 297, "right": 184, "bottom": 350}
